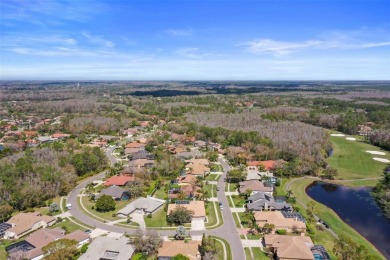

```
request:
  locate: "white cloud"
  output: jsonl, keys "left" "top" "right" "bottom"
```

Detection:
{"left": 243, "top": 39, "right": 321, "bottom": 56}
{"left": 243, "top": 36, "right": 390, "bottom": 56}
{"left": 164, "top": 28, "right": 193, "bottom": 37}
{"left": 81, "top": 32, "right": 115, "bottom": 48}
{"left": 175, "top": 48, "right": 212, "bottom": 59}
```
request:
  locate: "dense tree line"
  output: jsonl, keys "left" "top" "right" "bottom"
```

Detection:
{"left": 372, "top": 165, "right": 390, "bottom": 218}
{"left": 0, "top": 146, "right": 107, "bottom": 212}
{"left": 186, "top": 112, "right": 330, "bottom": 175}
{"left": 368, "top": 131, "right": 390, "bottom": 151}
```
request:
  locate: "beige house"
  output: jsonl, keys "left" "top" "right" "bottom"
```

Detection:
{"left": 158, "top": 240, "right": 201, "bottom": 259}
{"left": 254, "top": 211, "right": 306, "bottom": 233}
{"left": 167, "top": 201, "right": 206, "bottom": 221}
{"left": 239, "top": 180, "right": 273, "bottom": 195}
{"left": 264, "top": 234, "right": 314, "bottom": 260}
{"left": 5, "top": 212, "right": 56, "bottom": 239}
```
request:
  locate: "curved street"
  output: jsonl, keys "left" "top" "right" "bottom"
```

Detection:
{"left": 67, "top": 147, "right": 245, "bottom": 260}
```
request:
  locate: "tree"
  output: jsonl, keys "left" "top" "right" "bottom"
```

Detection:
{"left": 262, "top": 223, "right": 275, "bottom": 234}
{"left": 95, "top": 194, "right": 115, "bottom": 212}
{"left": 49, "top": 203, "right": 59, "bottom": 213}
{"left": 0, "top": 204, "right": 13, "bottom": 222}
{"left": 199, "top": 234, "right": 217, "bottom": 258}
{"left": 226, "top": 169, "right": 246, "bottom": 183}
{"left": 175, "top": 225, "right": 187, "bottom": 240}
{"left": 333, "top": 235, "right": 372, "bottom": 260}
{"left": 323, "top": 167, "right": 338, "bottom": 180}
{"left": 172, "top": 254, "right": 190, "bottom": 260}
{"left": 127, "top": 179, "right": 146, "bottom": 198}
{"left": 131, "top": 229, "right": 163, "bottom": 256}
{"left": 42, "top": 238, "right": 78, "bottom": 260}
{"left": 167, "top": 206, "right": 194, "bottom": 225}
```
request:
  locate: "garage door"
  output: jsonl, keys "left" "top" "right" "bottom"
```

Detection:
{"left": 191, "top": 217, "right": 205, "bottom": 230}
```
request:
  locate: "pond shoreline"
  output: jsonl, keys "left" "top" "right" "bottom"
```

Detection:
{"left": 306, "top": 181, "right": 390, "bottom": 259}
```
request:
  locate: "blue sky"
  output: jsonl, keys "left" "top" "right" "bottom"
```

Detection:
{"left": 1, "top": 0, "right": 389, "bottom": 80}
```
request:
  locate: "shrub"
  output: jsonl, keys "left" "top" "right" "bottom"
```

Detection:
{"left": 276, "top": 229, "right": 286, "bottom": 235}
{"left": 80, "top": 243, "right": 89, "bottom": 253}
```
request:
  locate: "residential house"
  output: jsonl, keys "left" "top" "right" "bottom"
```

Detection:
{"left": 194, "top": 140, "right": 207, "bottom": 148}
{"left": 117, "top": 197, "right": 165, "bottom": 217}
{"left": 125, "top": 142, "right": 145, "bottom": 149}
{"left": 78, "top": 236, "right": 134, "bottom": 260}
{"left": 104, "top": 175, "right": 135, "bottom": 187}
{"left": 186, "top": 163, "right": 210, "bottom": 177}
{"left": 247, "top": 160, "right": 281, "bottom": 178}
{"left": 239, "top": 180, "right": 273, "bottom": 195}
{"left": 254, "top": 211, "right": 306, "bottom": 233}
{"left": 51, "top": 133, "right": 70, "bottom": 139}
{"left": 158, "top": 240, "right": 201, "bottom": 260}
{"left": 175, "top": 149, "right": 202, "bottom": 160}
{"left": 247, "top": 192, "right": 293, "bottom": 211}
{"left": 7, "top": 228, "right": 89, "bottom": 260}
{"left": 99, "top": 185, "right": 130, "bottom": 200}
{"left": 263, "top": 234, "right": 314, "bottom": 260}
{"left": 127, "top": 158, "right": 154, "bottom": 168}
{"left": 168, "top": 184, "right": 200, "bottom": 199}
{"left": 5, "top": 212, "right": 56, "bottom": 239}
{"left": 125, "top": 146, "right": 145, "bottom": 156}
{"left": 131, "top": 150, "right": 155, "bottom": 160}
{"left": 167, "top": 201, "right": 206, "bottom": 221}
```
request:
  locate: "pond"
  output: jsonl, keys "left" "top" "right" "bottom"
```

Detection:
{"left": 306, "top": 181, "right": 390, "bottom": 259}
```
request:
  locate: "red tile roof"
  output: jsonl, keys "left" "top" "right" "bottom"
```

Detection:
{"left": 104, "top": 175, "right": 134, "bottom": 186}
{"left": 125, "top": 142, "right": 145, "bottom": 148}
{"left": 248, "top": 160, "right": 277, "bottom": 171}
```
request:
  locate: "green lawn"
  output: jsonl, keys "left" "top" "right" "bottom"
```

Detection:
{"left": 81, "top": 196, "right": 129, "bottom": 221}
{"left": 274, "top": 178, "right": 290, "bottom": 196}
{"left": 231, "top": 195, "right": 246, "bottom": 207}
{"left": 205, "top": 174, "right": 220, "bottom": 181}
{"left": 252, "top": 247, "right": 270, "bottom": 260}
{"left": 328, "top": 134, "right": 389, "bottom": 182}
{"left": 225, "top": 183, "right": 238, "bottom": 192}
{"left": 212, "top": 236, "right": 232, "bottom": 260}
{"left": 203, "top": 184, "right": 215, "bottom": 196}
{"left": 153, "top": 186, "right": 168, "bottom": 200}
{"left": 205, "top": 202, "right": 223, "bottom": 228}
{"left": 50, "top": 218, "right": 88, "bottom": 233}
{"left": 287, "top": 178, "right": 385, "bottom": 259}
{"left": 144, "top": 207, "right": 171, "bottom": 228}
{"left": 232, "top": 212, "right": 241, "bottom": 228}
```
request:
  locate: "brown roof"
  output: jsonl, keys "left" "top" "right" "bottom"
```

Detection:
{"left": 186, "top": 158, "right": 209, "bottom": 166}
{"left": 239, "top": 180, "right": 273, "bottom": 193}
{"left": 254, "top": 211, "right": 306, "bottom": 230}
{"left": 7, "top": 212, "right": 56, "bottom": 236}
{"left": 25, "top": 228, "right": 64, "bottom": 248}
{"left": 125, "top": 142, "right": 145, "bottom": 149}
{"left": 64, "top": 230, "right": 90, "bottom": 242}
{"left": 167, "top": 201, "right": 206, "bottom": 218}
{"left": 186, "top": 163, "right": 210, "bottom": 176}
{"left": 128, "top": 159, "right": 154, "bottom": 168}
{"left": 104, "top": 175, "right": 134, "bottom": 186}
{"left": 158, "top": 240, "right": 200, "bottom": 259}
{"left": 177, "top": 174, "right": 198, "bottom": 184}
{"left": 264, "top": 234, "right": 314, "bottom": 260}
{"left": 125, "top": 147, "right": 144, "bottom": 155}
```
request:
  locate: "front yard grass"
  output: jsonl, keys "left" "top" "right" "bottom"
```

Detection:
{"left": 252, "top": 247, "right": 270, "bottom": 259}
{"left": 225, "top": 183, "right": 238, "bottom": 192}
{"left": 233, "top": 212, "right": 241, "bottom": 228}
{"left": 144, "top": 207, "right": 170, "bottom": 228}
{"left": 212, "top": 236, "right": 232, "bottom": 260}
{"left": 205, "top": 201, "right": 223, "bottom": 228}
{"left": 152, "top": 186, "right": 168, "bottom": 200}
{"left": 203, "top": 184, "right": 215, "bottom": 196}
{"left": 231, "top": 195, "right": 246, "bottom": 207}
{"left": 50, "top": 218, "right": 85, "bottom": 233}
{"left": 81, "top": 196, "right": 129, "bottom": 221}
{"left": 205, "top": 174, "right": 220, "bottom": 181}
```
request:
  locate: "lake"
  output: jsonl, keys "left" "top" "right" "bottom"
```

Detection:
{"left": 306, "top": 181, "right": 390, "bottom": 259}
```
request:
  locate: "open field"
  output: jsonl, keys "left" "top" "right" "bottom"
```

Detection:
{"left": 328, "top": 133, "right": 389, "bottom": 185}
{"left": 287, "top": 178, "right": 385, "bottom": 259}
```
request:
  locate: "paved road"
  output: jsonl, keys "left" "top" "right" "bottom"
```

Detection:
{"left": 67, "top": 150, "right": 245, "bottom": 259}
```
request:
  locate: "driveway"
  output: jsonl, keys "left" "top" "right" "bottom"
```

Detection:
{"left": 191, "top": 218, "right": 205, "bottom": 231}
{"left": 130, "top": 211, "right": 146, "bottom": 230}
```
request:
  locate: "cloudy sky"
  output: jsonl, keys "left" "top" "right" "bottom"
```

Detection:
{"left": 1, "top": 0, "right": 389, "bottom": 80}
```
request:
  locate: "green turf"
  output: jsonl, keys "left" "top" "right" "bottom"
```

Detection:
{"left": 205, "top": 202, "right": 223, "bottom": 228}
{"left": 328, "top": 134, "right": 389, "bottom": 181}
{"left": 212, "top": 236, "right": 232, "bottom": 260}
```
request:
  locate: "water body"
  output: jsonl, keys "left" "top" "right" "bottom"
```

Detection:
{"left": 306, "top": 181, "right": 390, "bottom": 259}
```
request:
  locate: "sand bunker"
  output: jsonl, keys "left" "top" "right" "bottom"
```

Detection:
{"left": 331, "top": 134, "right": 345, "bottom": 137}
{"left": 366, "top": 151, "right": 386, "bottom": 155}
{"left": 346, "top": 137, "right": 357, "bottom": 141}
{"left": 373, "top": 157, "right": 390, "bottom": 163}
